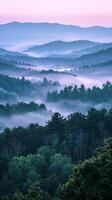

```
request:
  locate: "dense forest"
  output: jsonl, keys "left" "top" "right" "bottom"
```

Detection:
{"left": 0, "top": 74, "right": 59, "bottom": 94}
{"left": 0, "top": 102, "right": 46, "bottom": 116}
{"left": 0, "top": 74, "right": 35, "bottom": 95}
{"left": 47, "top": 81, "right": 112, "bottom": 103}
{"left": 59, "top": 137, "right": 112, "bottom": 200}
{"left": 0, "top": 74, "right": 60, "bottom": 102}
{"left": 0, "top": 108, "right": 112, "bottom": 199}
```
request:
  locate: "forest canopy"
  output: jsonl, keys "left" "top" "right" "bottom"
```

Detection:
{"left": 47, "top": 81, "right": 112, "bottom": 103}
{"left": 0, "top": 108, "right": 112, "bottom": 199}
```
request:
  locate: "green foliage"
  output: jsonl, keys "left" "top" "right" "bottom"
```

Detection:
{"left": 0, "top": 109, "right": 112, "bottom": 199}
{"left": 2, "top": 196, "right": 9, "bottom": 200}
{"left": 12, "top": 191, "right": 25, "bottom": 200}
{"left": 59, "top": 138, "right": 112, "bottom": 200}
{"left": 26, "top": 183, "right": 49, "bottom": 200}
{"left": 47, "top": 81, "right": 112, "bottom": 103}
{"left": 8, "top": 154, "right": 45, "bottom": 191}
{"left": 0, "top": 74, "right": 34, "bottom": 96}
{"left": 0, "top": 74, "right": 60, "bottom": 102}
{"left": 7, "top": 151, "right": 73, "bottom": 196}
{"left": 0, "top": 102, "right": 46, "bottom": 116}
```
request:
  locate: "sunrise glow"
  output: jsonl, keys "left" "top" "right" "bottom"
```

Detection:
{"left": 0, "top": 0, "right": 112, "bottom": 26}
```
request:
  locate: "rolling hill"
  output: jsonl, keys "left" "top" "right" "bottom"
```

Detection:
{"left": 25, "top": 40, "right": 99, "bottom": 56}
{"left": 74, "top": 46, "right": 112, "bottom": 66}
{"left": 0, "top": 22, "right": 112, "bottom": 48}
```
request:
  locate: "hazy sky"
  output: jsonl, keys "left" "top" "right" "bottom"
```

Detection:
{"left": 0, "top": 0, "right": 112, "bottom": 26}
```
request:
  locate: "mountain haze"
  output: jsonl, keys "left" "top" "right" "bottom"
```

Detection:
{"left": 0, "top": 22, "right": 112, "bottom": 49}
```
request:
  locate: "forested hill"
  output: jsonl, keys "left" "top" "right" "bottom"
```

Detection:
{"left": 0, "top": 102, "right": 46, "bottom": 116}
{"left": 0, "top": 108, "right": 112, "bottom": 199}
{"left": 25, "top": 40, "right": 99, "bottom": 55}
{"left": 47, "top": 81, "right": 112, "bottom": 103}
{"left": 0, "top": 74, "right": 60, "bottom": 102}
{"left": 0, "top": 74, "right": 35, "bottom": 95}
{"left": 59, "top": 137, "right": 112, "bottom": 200}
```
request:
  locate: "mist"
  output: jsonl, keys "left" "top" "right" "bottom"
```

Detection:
{"left": 0, "top": 110, "right": 52, "bottom": 132}
{"left": 46, "top": 100, "right": 112, "bottom": 116}
{"left": 0, "top": 23, "right": 112, "bottom": 132}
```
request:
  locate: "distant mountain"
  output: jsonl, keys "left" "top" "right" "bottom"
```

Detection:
{"left": 0, "top": 61, "right": 28, "bottom": 76}
{"left": 74, "top": 47, "right": 112, "bottom": 66}
{"left": 0, "top": 48, "right": 36, "bottom": 66}
{"left": 0, "top": 48, "right": 23, "bottom": 56}
{"left": 0, "top": 22, "right": 112, "bottom": 48}
{"left": 32, "top": 47, "right": 112, "bottom": 68}
{"left": 79, "top": 43, "right": 112, "bottom": 55}
{"left": 25, "top": 40, "right": 99, "bottom": 56}
{"left": 95, "top": 60, "right": 112, "bottom": 67}
{"left": 0, "top": 47, "right": 29, "bottom": 61}
{"left": 63, "top": 43, "right": 112, "bottom": 58}
{"left": 0, "top": 50, "right": 33, "bottom": 76}
{"left": 0, "top": 41, "right": 112, "bottom": 71}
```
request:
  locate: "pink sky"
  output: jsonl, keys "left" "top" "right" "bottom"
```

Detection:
{"left": 0, "top": 0, "right": 112, "bottom": 26}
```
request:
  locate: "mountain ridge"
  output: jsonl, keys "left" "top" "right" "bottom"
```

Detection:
{"left": 0, "top": 22, "right": 112, "bottom": 47}
{"left": 1, "top": 21, "right": 112, "bottom": 29}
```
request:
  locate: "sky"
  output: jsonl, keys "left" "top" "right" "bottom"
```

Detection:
{"left": 0, "top": 0, "right": 112, "bottom": 26}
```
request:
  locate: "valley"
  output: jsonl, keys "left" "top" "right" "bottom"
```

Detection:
{"left": 0, "top": 21, "right": 112, "bottom": 200}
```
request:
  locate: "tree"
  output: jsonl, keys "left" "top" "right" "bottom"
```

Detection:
{"left": 47, "top": 113, "right": 65, "bottom": 146}
{"left": 59, "top": 138, "right": 112, "bottom": 200}
{"left": 26, "top": 183, "right": 49, "bottom": 200}
{"left": 2, "top": 196, "right": 9, "bottom": 200}
{"left": 8, "top": 154, "right": 45, "bottom": 192}
{"left": 12, "top": 190, "right": 25, "bottom": 200}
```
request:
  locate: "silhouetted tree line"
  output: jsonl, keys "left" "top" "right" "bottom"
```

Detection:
{"left": 0, "top": 102, "right": 46, "bottom": 116}
{"left": 0, "top": 108, "right": 112, "bottom": 199}
{"left": 47, "top": 81, "right": 112, "bottom": 103}
{"left": 0, "top": 74, "right": 60, "bottom": 98}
